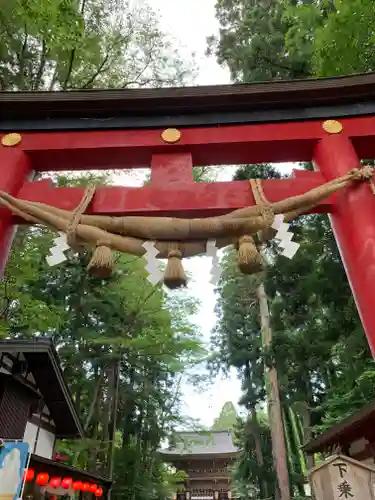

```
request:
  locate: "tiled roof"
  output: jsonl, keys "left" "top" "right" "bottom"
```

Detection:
{"left": 159, "top": 430, "right": 238, "bottom": 456}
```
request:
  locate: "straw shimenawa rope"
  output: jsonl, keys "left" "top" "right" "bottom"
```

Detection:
{"left": 66, "top": 185, "right": 114, "bottom": 278}
{"left": 236, "top": 178, "right": 270, "bottom": 275}
{"left": 0, "top": 167, "right": 373, "bottom": 288}
{"left": 66, "top": 185, "right": 96, "bottom": 248}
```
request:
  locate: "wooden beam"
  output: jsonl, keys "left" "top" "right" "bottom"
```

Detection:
{"left": 15, "top": 172, "right": 335, "bottom": 219}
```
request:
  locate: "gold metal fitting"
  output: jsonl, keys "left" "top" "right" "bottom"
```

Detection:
{"left": 322, "top": 120, "right": 343, "bottom": 134}
{"left": 1, "top": 133, "right": 22, "bottom": 147}
{"left": 161, "top": 128, "right": 181, "bottom": 144}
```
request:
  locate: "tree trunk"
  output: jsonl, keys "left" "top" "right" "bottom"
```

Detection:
{"left": 301, "top": 375, "right": 315, "bottom": 470}
{"left": 289, "top": 406, "right": 307, "bottom": 477}
{"left": 107, "top": 360, "right": 120, "bottom": 477}
{"left": 250, "top": 407, "right": 269, "bottom": 499}
{"left": 257, "top": 283, "right": 291, "bottom": 500}
{"left": 300, "top": 403, "right": 315, "bottom": 470}
{"left": 283, "top": 407, "right": 294, "bottom": 485}
{"left": 132, "top": 406, "right": 144, "bottom": 500}
{"left": 122, "top": 367, "right": 135, "bottom": 450}
{"left": 101, "top": 365, "right": 113, "bottom": 464}
{"left": 85, "top": 369, "right": 104, "bottom": 432}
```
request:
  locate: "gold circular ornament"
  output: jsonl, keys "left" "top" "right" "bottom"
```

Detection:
{"left": 322, "top": 120, "right": 343, "bottom": 134}
{"left": 161, "top": 128, "right": 181, "bottom": 144}
{"left": 1, "top": 133, "right": 22, "bottom": 147}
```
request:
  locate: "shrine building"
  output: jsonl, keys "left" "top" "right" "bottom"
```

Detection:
{"left": 304, "top": 398, "right": 375, "bottom": 467}
{"left": 0, "top": 338, "right": 111, "bottom": 500}
{"left": 158, "top": 430, "right": 239, "bottom": 500}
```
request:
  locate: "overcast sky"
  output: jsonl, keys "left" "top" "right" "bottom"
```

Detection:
{"left": 150, "top": 0, "right": 230, "bottom": 86}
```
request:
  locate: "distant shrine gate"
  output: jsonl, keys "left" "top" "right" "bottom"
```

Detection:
{"left": 2, "top": 73, "right": 375, "bottom": 355}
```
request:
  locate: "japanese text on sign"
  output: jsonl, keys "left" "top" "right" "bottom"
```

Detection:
{"left": 333, "top": 463, "right": 354, "bottom": 498}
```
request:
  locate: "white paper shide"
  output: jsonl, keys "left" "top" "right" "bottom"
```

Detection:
{"left": 206, "top": 240, "right": 222, "bottom": 286}
{"left": 142, "top": 241, "right": 163, "bottom": 285}
{"left": 272, "top": 214, "right": 300, "bottom": 259}
{"left": 46, "top": 232, "right": 70, "bottom": 266}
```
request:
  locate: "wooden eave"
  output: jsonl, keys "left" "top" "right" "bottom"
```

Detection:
{"left": 304, "top": 399, "right": 375, "bottom": 454}
{"left": 2, "top": 72, "right": 375, "bottom": 130}
{"left": 0, "top": 339, "right": 84, "bottom": 438}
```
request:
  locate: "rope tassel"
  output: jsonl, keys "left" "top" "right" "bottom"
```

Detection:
{"left": 237, "top": 235, "right": 263, "bottom": 274}
{"left": 87, "top": 243, "right": 114, "bottom": 278}
{"left": 163, "top": 245, "right": 187, "bottom": 289}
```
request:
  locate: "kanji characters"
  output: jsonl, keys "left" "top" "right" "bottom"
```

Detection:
{"left": 338, "top": 480, "right": 354, "bottom": 498}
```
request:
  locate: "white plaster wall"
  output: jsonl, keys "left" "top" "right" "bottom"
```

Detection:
{"left": 23, "top": 421, "right": 38, "bottom": 451}
{"left": 35, "top": 428, "right": 55, "bottom": 459}
{"left": 23, "top": 422, "right": 55, "bottom": 459}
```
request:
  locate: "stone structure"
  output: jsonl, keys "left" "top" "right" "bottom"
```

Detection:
{"left": 158, "top": 430, "right": 239, "bottom": 500}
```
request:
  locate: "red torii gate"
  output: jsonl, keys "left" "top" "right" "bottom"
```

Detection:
{"left": 1, "top": 74, "right": 375, "bottom": 354}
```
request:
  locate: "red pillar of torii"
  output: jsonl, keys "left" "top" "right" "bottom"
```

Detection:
{"left": 1, "top": 79, "right": 375, "bottom": 355}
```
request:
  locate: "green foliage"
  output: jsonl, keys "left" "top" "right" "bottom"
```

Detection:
{"left": 210, "top": 0, "right": 375, "bottom": 85}
{"left": 0, "top": 227, "right": 65, "bottom": 337}
{"left": 283, "top": 0, "right": 375, "bottom": 77}
{"left": 208, "top": 0, "right": 313, "bottom": 83}
{"left": 312, "top": 0, "right": 375, "bottom": 76}
{"left": 0, "top": 0, "right": 194, "bottom": 90}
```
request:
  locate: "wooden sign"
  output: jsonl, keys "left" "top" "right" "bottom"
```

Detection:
{"left": 309, "top": 454, "right": 375, "bottom": 500}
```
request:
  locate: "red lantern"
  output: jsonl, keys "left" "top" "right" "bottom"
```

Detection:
{"left": 72, "top": 481, "right": 82, "bottom": 491}
{"left": 95, "top": 488, "right": 103, "bottom": 497}
{"left": 62, "top": 477, "right": 73, "bottom": 489}
{"left": 81, "top": 483, "right": 90, "bottom": 492}
{"left": 23, "top": 468, "right": 35, "bottom": 482}
{"left": 89, "top": 484, "right": 98, "bottom": 493}
{"left": 50, "top": 477, "right": 61, "bottom": 488}
{"left": 36, "top": 473, "right": 50, "bottom": 486}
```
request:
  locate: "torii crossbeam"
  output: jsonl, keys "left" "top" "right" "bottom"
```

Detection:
{"left": 2, "top": 73, "right": 375, "bottom": 354}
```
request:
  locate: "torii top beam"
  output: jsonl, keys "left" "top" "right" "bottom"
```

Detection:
{"left": 2, "top": 72, "right": 375, "bottom": 131}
